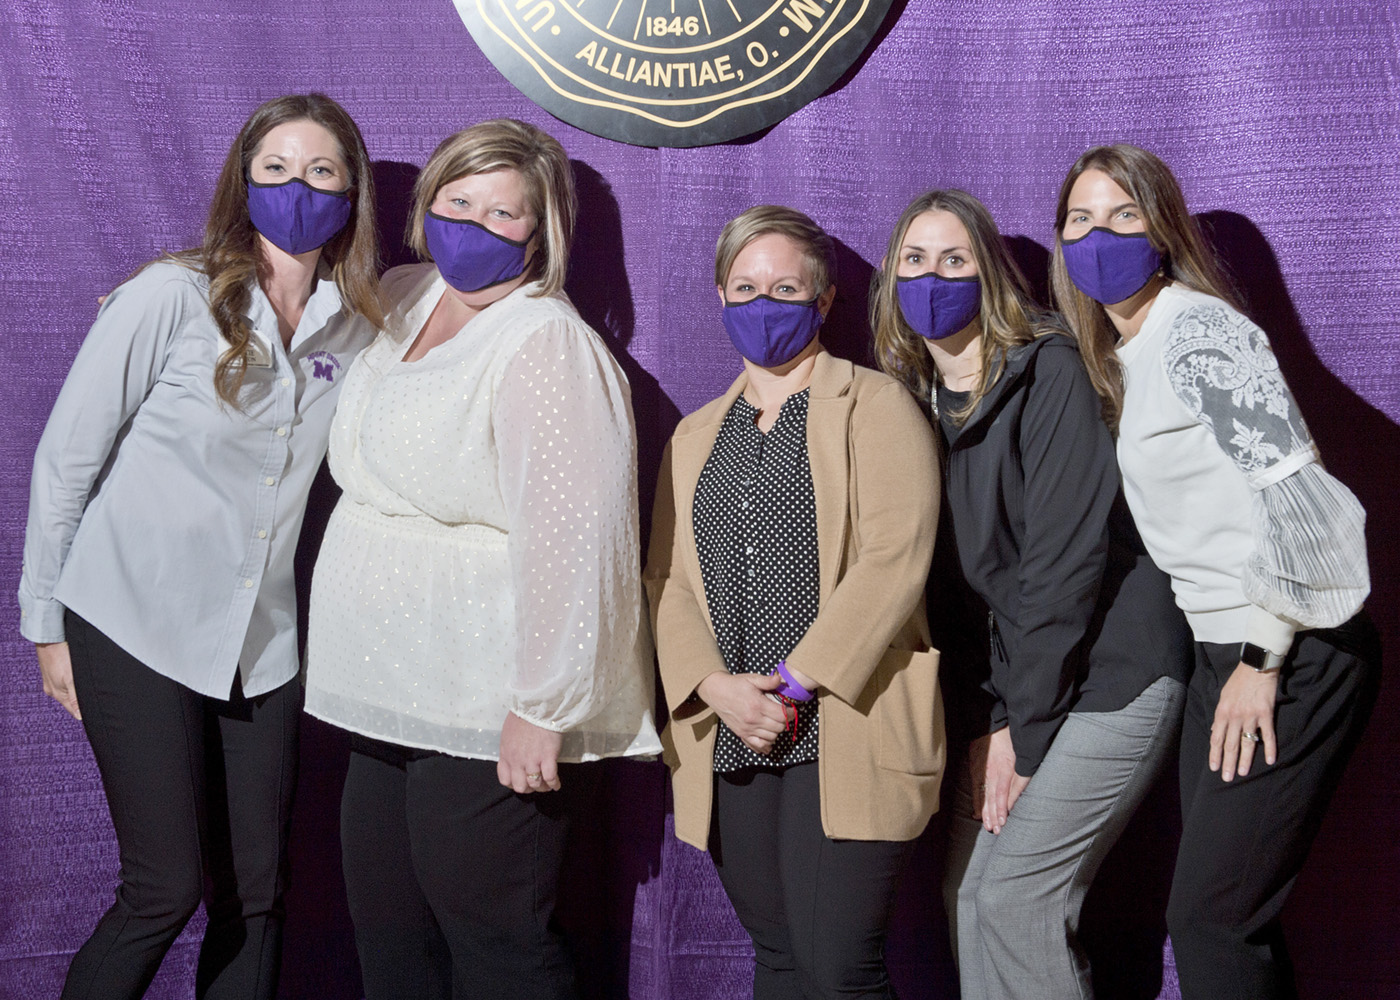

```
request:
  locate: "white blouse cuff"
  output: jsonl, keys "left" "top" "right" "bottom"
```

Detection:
{"left": 508, "top": 705, "right": 572, "bottom": 734}
{"left": 1246, "top": 446, "right": 1317, "bottom": 491}
{"left": 1244, "top": 605, "right": 1297, "bottom": 657}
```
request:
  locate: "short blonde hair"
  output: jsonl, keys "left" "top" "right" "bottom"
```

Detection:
{"left": 408, "top": 119, "right": 576, "bottom": 296}
{"left": 714, "top": 205, "right": 836, "bottom": 295}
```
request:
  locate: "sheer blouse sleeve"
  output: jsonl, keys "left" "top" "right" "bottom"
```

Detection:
{"left": 492, "top": 315, "right": 643, "bottom": 731}
{"left": 1162, "top": 302, "right": 1369, "bottom": 654}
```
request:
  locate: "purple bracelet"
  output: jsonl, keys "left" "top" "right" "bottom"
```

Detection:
{"left": 773, "top": 660, "right": 814, "bottom": 702}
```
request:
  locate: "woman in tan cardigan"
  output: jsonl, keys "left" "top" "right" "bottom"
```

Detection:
{"left": 644, "top": 205, "right": 943, "bottom": 999}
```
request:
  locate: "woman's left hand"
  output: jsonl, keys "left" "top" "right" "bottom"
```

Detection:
{"left": 1210, "top": 663, "right": 1279, "bottom": 781}
{"left": 498, "top": 711, "right": 564, "bottom": 793}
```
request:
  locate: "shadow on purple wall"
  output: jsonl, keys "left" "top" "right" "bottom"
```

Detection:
{"left": 372, "top": 160, "right": 421, "bottom": 272}
{"left": 823, "top": 240, "right": 878, "bottom": 369}
{"left": 569, "top": 159, "right": 682, "bottom": 528}
{"left": 1005, "top": 235, "right": 1053, "bottom": 311}
{"left": 718, "top": 0, "right": 911, "bottom": 150}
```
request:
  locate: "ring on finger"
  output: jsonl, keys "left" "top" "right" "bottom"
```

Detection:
{"left": 526, "top": 772, "right": 543, "bottom": 782}
{"left": 1242, "top": 731, "right": 1262, "bottom": 744}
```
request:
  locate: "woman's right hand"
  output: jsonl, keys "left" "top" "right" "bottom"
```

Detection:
{"left": 37, "top": 642, "right": 81, "bottom": 720}
{"left": 982, "top": 727, "right": 1019, "bottom": 834}
{"left": 695, "top": 671, "right": 789, "bottom": 754}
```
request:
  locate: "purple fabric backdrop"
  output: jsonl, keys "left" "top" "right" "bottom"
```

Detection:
{"left": 3, "top": 1, "right": 1397, "bottom": 997}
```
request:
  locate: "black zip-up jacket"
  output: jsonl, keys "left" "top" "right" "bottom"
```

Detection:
{"left": 936, "top": 333, "right": 1190, "bottom": 776}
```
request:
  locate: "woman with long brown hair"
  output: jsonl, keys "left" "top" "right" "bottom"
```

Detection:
{"left": 18, "top": 93, "right": 382, "bottom": 999}
{"left": 872, "top": 189, "right": 1190, "bottom": 999}
{"left": 1051, "top": 144, "right": 1378, "bottom": 1000}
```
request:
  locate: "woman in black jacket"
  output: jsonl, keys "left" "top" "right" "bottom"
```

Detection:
{"left": 871, "top": 189, "right": 1191, "bottom": 1000}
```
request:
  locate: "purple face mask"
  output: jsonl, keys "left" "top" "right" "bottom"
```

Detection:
{"left": 896, "top": 273, "right": 981, "bottom": 341}
{"left": 1061, "top": 227, "right": 1162, "bottom": 305}
{"left": 246, "top": 177, "right": 351, "bottom": 256}
{"left": 722, "top": 294, "right": 824, "bottom": 368}
{"left": 424, "top": 212, "right": 535, "bottom": 293}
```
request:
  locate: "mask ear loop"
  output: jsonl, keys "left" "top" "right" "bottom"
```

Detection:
{"left": 520, "top": 224, "right": 542, "bottom": 281}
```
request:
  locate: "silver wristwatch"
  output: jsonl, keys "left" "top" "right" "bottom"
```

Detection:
{"left": 1240, "top": 641, "right": 1286, "bottom": 673}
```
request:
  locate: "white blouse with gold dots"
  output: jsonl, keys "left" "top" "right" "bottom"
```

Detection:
{"left": 304, "top": 263, "right": 660, "bottom": 762}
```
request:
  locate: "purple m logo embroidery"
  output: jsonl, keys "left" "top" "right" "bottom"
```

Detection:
{"left": 306, "top": 350, "right": 342, "bottom": 384}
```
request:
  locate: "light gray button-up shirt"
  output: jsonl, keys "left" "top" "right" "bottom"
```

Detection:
{"left": 19, "top": 259, "right": 374, "bottom": 698}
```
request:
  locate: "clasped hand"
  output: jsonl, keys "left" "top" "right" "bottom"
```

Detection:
{"left": 697, "top": 666, "right": 816, "bottom": 755}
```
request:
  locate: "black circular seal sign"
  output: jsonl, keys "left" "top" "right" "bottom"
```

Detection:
{"left": 452, "top": 0, "right": 896, "bottom": 147}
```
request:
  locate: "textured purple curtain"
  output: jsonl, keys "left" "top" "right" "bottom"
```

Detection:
{"left": 2, "top": 2, "right": 1397, "bottom": 998}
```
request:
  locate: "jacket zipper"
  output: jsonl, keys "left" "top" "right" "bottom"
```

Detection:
{"left": 988, "top": 609, "right": 1007, "bottom": 663}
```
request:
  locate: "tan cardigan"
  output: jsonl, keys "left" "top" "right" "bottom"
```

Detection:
{"left": 643, "top": 351, "right": 945, "bottom": 850}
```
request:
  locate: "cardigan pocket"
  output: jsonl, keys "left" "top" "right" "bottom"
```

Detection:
{"left": 874, "top": 647, "right": 943, "bottom": 774}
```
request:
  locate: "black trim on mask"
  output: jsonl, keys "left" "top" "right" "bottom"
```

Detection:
{"left": 425, "top": 210, "right": 536, "bottom": 248}
{"left": 895, "top": 272, "right": 980, "bottom": 284}
{"left": 722, "top": 292, "right": 821, "bottom": 308}
{"left": 245, "top": 174, "right": 351, "bottom": 198}
{"left": 1061, "top": 226, "right": 1151, "bottom": 246}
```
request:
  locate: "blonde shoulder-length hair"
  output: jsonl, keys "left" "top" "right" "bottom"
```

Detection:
{"left": 407, "top": 119, "right": 576, "bottom": 297}
{"left": 872, "top": 189, "right": 1048, "bottom": 422}
{"left": 713, "top": 204, "right": 836, "bottom": 295}
{"left": 1050, "top": 144, "right": 1239, "bottom": 430}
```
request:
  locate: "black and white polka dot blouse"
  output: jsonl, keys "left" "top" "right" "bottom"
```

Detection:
{"left": 693, "top": 388, "right": 820, "bottom": 772}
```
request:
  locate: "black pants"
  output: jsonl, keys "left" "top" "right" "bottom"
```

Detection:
{"left": 340, "top": 734, "right": 595, "bottom": 1000}
{"left": 710, "top": 762, "right": 915, "bottom": 1000}
{"left": 1166, "top": 614, "right": 1380, "bottom": 1000}
{"left": 62, "top": 611, "right": 301, "bottom": 1000}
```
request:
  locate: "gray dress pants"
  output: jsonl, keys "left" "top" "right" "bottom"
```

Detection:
{"left": 944, "top": 675, "right": 1186, "bottom": 1000}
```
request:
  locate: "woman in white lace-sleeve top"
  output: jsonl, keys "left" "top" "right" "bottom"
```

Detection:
{"left": 303, "top": 119, "right": 659, "bottom": 1000}
{"left": 1050, "top": 144, "right": 1379, "bottom": 1000}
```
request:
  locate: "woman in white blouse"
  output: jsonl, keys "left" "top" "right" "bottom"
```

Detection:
{"left": 303, "top": 119, "right": 659, "bottom": 1000}
{"left": 19, "top": 94, "right": 382, "bottom": 999}
{"left": 1050, "top": 144, "right": 1380, "bottom": 1000}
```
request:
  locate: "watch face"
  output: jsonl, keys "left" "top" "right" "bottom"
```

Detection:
{"left": 452, "top": 0, "right": 897, "bottom": 147}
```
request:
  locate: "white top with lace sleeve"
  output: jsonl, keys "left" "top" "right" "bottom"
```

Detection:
{"left": 1115, "top": 283, "right": 1368, "bottom": 654}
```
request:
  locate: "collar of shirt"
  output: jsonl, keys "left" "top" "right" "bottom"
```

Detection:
{"left": 394, "top": 270, "right": 547, "bottom": 351}
{"left": 245, "top": 269, "right": 345, "bottom": 357}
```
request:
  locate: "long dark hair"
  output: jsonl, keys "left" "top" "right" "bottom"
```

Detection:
{"left": 171, "top": 93, "right": 382, "bottom": 406}
{"left": 1049, "top": 144, "right": 1238, "bottom": 429}
{"left": 872, "top": 189, "right": 1050, "bottom": 422}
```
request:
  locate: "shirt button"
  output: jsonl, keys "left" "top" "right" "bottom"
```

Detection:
{"left": 243, "top": 578, "right": 254, "bottom": 588}
{"left": 745, "top": 545, "right": 754, "bottom": 555}
{"left": 257, "top": 529, "right": 267, "bottom": 539}
{"left": 264, "top": 476, "right": 275, "bottom": 486}
{"left": 747, "top": 568, "right": 755, "bottom": 578}
{"left": 280, "top": 378, "right": 291, "bottom": 387}
{"left": 276, "top": 427, "right": 287, "bottom": 437}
